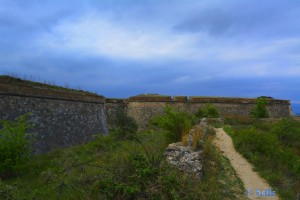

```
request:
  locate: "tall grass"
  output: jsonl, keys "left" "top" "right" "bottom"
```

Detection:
{"left": 225, "top": 118, "right": 300, "bottom": 199}
{"left": 0, "top": 110, "right": 248, "bottom": 199}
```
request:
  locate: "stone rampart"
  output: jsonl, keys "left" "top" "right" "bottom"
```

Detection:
{"left": 0, "top": 80, "right": 108, "bottom": 154}
{"left": 1, "top": 77, "right": 293, "bottom": 153}
{"left": 125, "top": 95, "right": 292, "bottom": 128}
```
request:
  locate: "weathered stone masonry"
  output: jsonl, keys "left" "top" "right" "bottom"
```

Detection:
{"left": 0, "top": 77, "right": 293, "bottom": 153}
{"left": 0, "top": 81, "right": 108, "bottom": 154}
{"left": 108, "top": 95, "right": 292, "bottom": 128}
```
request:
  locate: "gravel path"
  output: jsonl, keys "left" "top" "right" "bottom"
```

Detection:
{"left": 214, "top": 128, "right": 279, "bottom": 200}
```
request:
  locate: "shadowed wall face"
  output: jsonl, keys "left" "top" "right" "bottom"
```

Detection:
{"left": 0, "top": 95, "right": 108, "bottom": 154}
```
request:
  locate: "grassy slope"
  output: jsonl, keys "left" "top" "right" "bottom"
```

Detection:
{"left": 0, "top": 75, "right": 98, "bottom": 96}
{"left": 224, "top": 118, "right": 300, "bottom": 200}
{"left": 0, "top": 129, "right": 246, "bottom": 200}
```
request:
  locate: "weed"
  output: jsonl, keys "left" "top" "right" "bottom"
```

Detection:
{"left": 0, "top": 113, "right": 33, "bottom": 179}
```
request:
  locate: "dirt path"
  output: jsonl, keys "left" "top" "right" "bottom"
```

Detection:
{"left": 214, "top": 128, "right": 279, "bottom": 200}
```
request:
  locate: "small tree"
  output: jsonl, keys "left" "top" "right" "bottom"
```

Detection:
{"left": 250, "top": 98, "right": 269, "bottom": 118}
{"left": 195, "top": 103, "right": 220, "bottom": 118}
{"left": 0, "top": 113, "right": 33, "bottom": 178}
{"left": 151, "top": 106, "right": 195, "bottom": 143}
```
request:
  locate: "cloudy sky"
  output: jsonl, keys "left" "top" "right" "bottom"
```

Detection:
{"left": 0, "top": 0, "right": 300, "bottom": 113}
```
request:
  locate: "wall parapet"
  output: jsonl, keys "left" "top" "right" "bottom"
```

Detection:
{"left": 129, "top": 95, "right": 173, "bottom": 102}
{"left": 127, "top": 95, "right": 290, "bottom": 105}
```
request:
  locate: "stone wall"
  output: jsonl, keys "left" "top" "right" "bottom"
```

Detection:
{"left": 105, "top": 98, "right": 127, "bottom": 130}
{"left": 0, "top": 81, "right": 108, "bottom": 154}
{"left": 1, "top": 77, "right": 293, "bottom": 153}
{"left": 125, "top": 95, "right": 292, "bottom": 128}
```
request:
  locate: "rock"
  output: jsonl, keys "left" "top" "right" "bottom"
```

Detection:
{"left": 164, "top": 128, "right": 204, "bottom": 179}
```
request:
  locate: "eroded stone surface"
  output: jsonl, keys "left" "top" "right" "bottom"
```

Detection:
{"left": 164, "top": 142, "right": 203, "bottom": 178}
{"left": 164, "top": 124, "right": 206, "bottom": 179}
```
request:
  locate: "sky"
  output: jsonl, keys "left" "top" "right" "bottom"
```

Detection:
{"left": 0, "top": 0, "right": 300, "bottom": 113}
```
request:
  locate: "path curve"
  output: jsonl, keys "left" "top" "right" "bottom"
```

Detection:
{"left": 214, "top": 128, "right": 279, "bottom": 200}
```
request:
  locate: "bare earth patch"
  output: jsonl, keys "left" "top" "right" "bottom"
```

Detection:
{"left": 214, "top": 128, "right": 279, "bottom": 200}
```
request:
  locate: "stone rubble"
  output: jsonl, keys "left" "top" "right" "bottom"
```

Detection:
{"left": 164, "top": 119, "right": 209, "bottom": 179}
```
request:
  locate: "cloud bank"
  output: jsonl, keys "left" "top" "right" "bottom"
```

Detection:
{"left": 0, "top": 0, "right": 300, "bottom": 112}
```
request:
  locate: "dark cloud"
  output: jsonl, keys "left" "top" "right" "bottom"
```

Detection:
{"left": 0, "top": 0, "right": 300, "bottom": 112}
{"left": 173, "top": 9, "right": 233, "bottom": 35}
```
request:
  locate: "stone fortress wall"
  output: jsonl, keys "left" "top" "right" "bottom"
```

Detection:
{"left": 0, "top": 77, "right": 293, "bottom": 153}
{"left": 107, "top": 94, "right": 292, "bottom": 129}
{"left": 0, "top": 78, "right": 108, "bottom": 153}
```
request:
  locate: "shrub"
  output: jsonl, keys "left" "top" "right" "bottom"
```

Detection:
{"left": 250, "top": 97, "right": 269, "bottom": 118}
{"left": 0, "top": 113, "right": 33, "bottom": 178}
{"left": 271, "top": 117, "right": 300, "bottom": 148}
{"left": 91, "top": 134, "right": 117, "bottom": 152}
{"left": 232, "top": 128, "right": 279, "bottom": 157}
{"left": 151, "top": 106, "right": 195, "bottom": 143}
{"left": 111, "top": 109, "right": 138, "bottom": 140}
{"left": 227, "top": 124, "right": 300, "bottom": 199}
{"left": 195, "top": 103, "right": 219, "bottom": 118}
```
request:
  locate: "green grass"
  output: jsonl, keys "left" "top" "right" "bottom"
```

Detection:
{"left": 224, "top": 118, "right": 300, "bottom": 200}
{"left": 0, "top": 128, "right": 247, "bottom": 199}
{"left": 0, "top": 75, "right": 98, "bottom": 96}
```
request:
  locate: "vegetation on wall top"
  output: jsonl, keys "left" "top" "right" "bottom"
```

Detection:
{"left": 0, "top": 75, "right": 99, "bottom": 96}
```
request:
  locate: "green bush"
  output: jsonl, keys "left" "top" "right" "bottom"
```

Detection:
{"left": 0, "top": 113, "right": 33, "bottom": 179}
{"left": 271, "top": 117, "right": 300, "bottom": 148}
{"left": 250, "top": 97, "right": 269, "bottom": 118}
{"left": 226, "top": 123, "right": 300, "bottom": 199}
{"left": 232, "top": 128, "right": 280, "bottom": 157}
{"left": 97, "top": 153, "right": 158, "bottom": 199}
{"left": 195, "top": 103, "right": 219, "bottom": 118}
{"left": 91, "top": 134, "right": 117, "bottom": 152}
{"left": 151, "top": 106, "right": 195, "bottom": 143}
{"left": 111, "top": 109, "right": 138, "bottom": 140}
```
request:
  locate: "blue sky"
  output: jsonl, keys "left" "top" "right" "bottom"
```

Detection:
{"left": 0, "top": 0, "right": 300, "bottom": 113}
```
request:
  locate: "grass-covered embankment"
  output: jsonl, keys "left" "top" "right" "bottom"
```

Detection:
{"left": 224, "top": 117, "right": 300, "bottom": 199}
{"left": 0, "top": 108, "right": 247, "bottom": 199}
{"left": 0, "top": 129, "right": 247, "bottom": 199}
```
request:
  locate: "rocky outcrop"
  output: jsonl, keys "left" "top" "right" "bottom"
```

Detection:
{"left": 164, "top": 142, "right": 203, "bottom": 179}
{"left": 164, "top": 119, "right": 210, "bottom": 179}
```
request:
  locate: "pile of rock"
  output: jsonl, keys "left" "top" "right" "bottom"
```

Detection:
{"left": 164, "top": 141, "right": 203, "bottom": 179}
{"left": 164, "top": 119, "right": 210, "bottom": 179}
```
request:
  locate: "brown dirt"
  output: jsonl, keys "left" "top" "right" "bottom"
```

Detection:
{"left": 214, "top": 128, "right": 279, "bottom": 200}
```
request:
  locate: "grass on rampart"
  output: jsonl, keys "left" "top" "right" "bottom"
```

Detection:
{"left": 0, "top": 75, "right": 98, "bottom": 96}
{"left": 224, "top": 117, "right": 300, "bottom": 200}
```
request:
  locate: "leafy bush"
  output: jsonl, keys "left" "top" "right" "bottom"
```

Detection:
{"left": 271, "top": 117, "right": 300, "bottom": 148}
{"left": 97, "top": 153, "right": 159, "bottom": 199}
{"left": 0, "top": 113, "right": 33, "bottom": 179}
{"left": 151, "top": 106, "right": 195, "bottom": 143}
{"left": 111, "top": 109, "right": 138, "bottom": 140}
{"left": 250, "top": 97, "right": 269, "bottom": 118}
{"left": 195, "top": 103, "right": 220, "bottom": 118}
